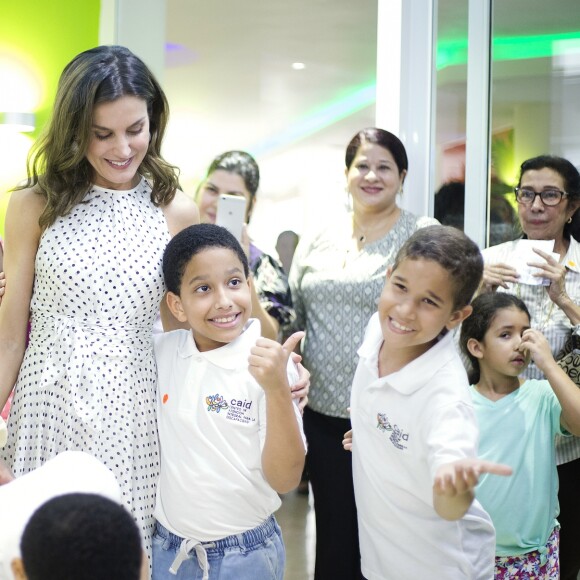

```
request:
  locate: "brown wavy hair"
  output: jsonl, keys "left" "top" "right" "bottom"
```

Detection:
{"left": 18, "top": 45, "right": 180, "bottom": 228}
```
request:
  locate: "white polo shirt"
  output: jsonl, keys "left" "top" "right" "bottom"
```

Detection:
{"left": 350, "top": 313, "right": 495, "bottom": 580}
{"left": 0, "top": 451, "right": 122, "bottom": 580}
{"left": 153, "top": 319, "right": 305, "bottom": 541}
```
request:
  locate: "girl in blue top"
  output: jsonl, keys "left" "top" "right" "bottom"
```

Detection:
{"left": 460, "top": 293, "right": 580, "bottom": 579}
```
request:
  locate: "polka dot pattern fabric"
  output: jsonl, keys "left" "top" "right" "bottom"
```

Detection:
{"left": 1, "top": 177, "right": 169, "bottom": 548}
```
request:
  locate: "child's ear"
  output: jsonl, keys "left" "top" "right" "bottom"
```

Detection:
{"left": 445, "top": 304, "right": 472, "bottom": 331}
{"left": 166, "top": 291, "right": 188, "bottom": 323}
{"left": 466, "top": 337, "right": 485, "bottom": 360}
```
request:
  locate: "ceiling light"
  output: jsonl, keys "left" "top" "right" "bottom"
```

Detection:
{"left": 291, "top": 62, "right": 306, "bottom": 70}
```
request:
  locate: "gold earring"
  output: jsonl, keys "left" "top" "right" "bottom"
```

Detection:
{"left": 568, "top": 217, "right": 573, "bottom": 224}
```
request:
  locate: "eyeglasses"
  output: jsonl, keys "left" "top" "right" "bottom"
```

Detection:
{"left": 514, "top": 187, "right": 568, "bottom": 206}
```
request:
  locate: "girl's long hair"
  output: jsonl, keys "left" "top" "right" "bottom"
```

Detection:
{"left": 459, "top": 293, "right": 530, "bottom": 384}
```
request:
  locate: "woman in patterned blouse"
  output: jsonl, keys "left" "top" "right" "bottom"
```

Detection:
{"left": 289, "top": 127, "right": 438, "bottom": 580}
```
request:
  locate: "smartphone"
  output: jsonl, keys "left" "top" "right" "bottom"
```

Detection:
{"left": 216, "top": 194, "right": 247, "bottom": 243}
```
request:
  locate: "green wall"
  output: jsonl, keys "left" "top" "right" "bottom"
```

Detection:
{"left": 0, "top": 0, "right": 101, "bottom": 237}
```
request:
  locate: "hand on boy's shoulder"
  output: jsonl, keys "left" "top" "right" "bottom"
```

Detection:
{"left": 248, "top": 332, "right": 305, "bottom": 393}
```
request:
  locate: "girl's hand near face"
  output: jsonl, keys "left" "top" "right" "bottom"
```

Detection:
{"left": 482, "top": 262, "right": 519, "bottom": 292}
{"left": 519, "top": 328, "right": 557, "bottom": 373}
{"left": 528, "top": 247, "right": 568, "bottom": 306}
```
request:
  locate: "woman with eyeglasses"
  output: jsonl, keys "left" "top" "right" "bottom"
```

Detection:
{"left": 481, "top": 154, "right": 580, "bottom": 580}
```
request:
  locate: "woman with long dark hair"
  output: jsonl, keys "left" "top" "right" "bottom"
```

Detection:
{"left": 0, "top": 45, "right": 199, "bottom": 548}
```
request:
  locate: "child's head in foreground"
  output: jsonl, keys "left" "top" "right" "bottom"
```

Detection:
{"left": 12, "top": 493, "right": 144, "bottom": 580}
{"left": 379, "top": 225, "right": 483, "bottom": 353}
{"left": 459, "top": 292, "right": 531, "bottom": 384}
{"left": 163, "top": 223, "right": 251, "bottom": 351}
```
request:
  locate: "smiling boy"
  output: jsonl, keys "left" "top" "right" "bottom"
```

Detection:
{"left": 347, "top": 225, "right": 512, "bottom": 580}
{"left": 151, "top": 224, "right": 305, "bottom": 580}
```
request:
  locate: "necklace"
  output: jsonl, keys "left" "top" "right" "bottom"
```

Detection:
{"left": 515, "top": 283, "right": 555, "bottom": 333}
{"left": 352, "top": 209, "right": 399, "bottom": 246}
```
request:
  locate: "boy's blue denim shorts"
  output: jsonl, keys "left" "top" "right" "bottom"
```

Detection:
{"left": 151, "top": 515, "right": 285, "bottom": 580}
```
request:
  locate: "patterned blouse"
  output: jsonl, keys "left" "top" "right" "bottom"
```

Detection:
{"left": 483, "top": 237, "right": 580, "bottom": 464}
{"left": 249, "top": 243, "right": 295, "bottom": 329}
{"left": 289, "top": 209, "right": 438, "bottom": 418}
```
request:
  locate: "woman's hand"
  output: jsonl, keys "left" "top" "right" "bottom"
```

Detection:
{"left": 0, "top": 271, "right": 5, "bottom": 303}
{"left": 290, "top": 357, "right": 309, "bottom": 413}
{"left": 284, "top": 333, "right": 309, "bottom": 413}
{"left": 342, "top": 429, "right": 353, "bottom": 452}
{"left": 482, "top": 262, "right": 518, "bottom": 292}
{"left": 529, "top": 248, "right": 568, "bottom": 306}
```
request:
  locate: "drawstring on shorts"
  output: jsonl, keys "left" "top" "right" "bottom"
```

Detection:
{"left": 170, "top": 538, "right": 215, "bottom": 579}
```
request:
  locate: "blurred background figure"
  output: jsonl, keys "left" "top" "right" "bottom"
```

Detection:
{"left": 12, "top": 493, "right": 146, "bottom": 580}
{"left": 0, "top": 451, "right": 123, "bottom": 580}
{"left": 434, "top": 178, "right": 516, "bottom": 245}
{"left": 276, "top": 230, "right": 300, "bottom": 276}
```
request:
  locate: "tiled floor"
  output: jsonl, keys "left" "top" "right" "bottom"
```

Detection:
{"left": 277, "top": 488, "right": 315, "bottom": 579}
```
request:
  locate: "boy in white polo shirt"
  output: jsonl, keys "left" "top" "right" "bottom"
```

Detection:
{"left": 152, "top": 224, "right": 306, "bottom": 580}
{"left": 344, "top": 225, "right": 512, "bottom": 580}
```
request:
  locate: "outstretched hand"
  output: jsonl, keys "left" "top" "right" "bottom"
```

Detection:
{"left": 434, "top": 457, "right": 512, "bottom": 497}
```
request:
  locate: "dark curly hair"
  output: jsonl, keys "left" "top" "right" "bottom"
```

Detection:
{"left": 163, "top": 223, "right": 249, "bottom": 295}
{"left": 20, "top": 493, "right": 142, "bottom": 580}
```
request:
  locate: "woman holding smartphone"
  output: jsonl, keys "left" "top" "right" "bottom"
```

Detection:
{"left": 197, "top": 150, "right": 294, "bottom": 340}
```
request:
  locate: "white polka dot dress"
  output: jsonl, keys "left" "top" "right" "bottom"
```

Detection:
{"left": 1, "top": 177, "right": 168, "bottom": 548}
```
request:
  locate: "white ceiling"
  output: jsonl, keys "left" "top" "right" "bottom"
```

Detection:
{"left": 163, "top": 0, "right": 378, "bottom": 194}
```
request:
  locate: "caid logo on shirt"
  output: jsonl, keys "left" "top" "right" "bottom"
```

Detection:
{"left": 205, "top": 393, "right": 256, "bottom": 424}
{"left": 206, "top": 394, "right": 229, "bottom": 413}
{"left": 377, "top": 412, "right": 409, "bottom": 450}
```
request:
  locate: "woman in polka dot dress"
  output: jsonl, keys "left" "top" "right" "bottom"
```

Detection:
{"left": 0, "top": 46, "right": 199, "bottom": 551}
